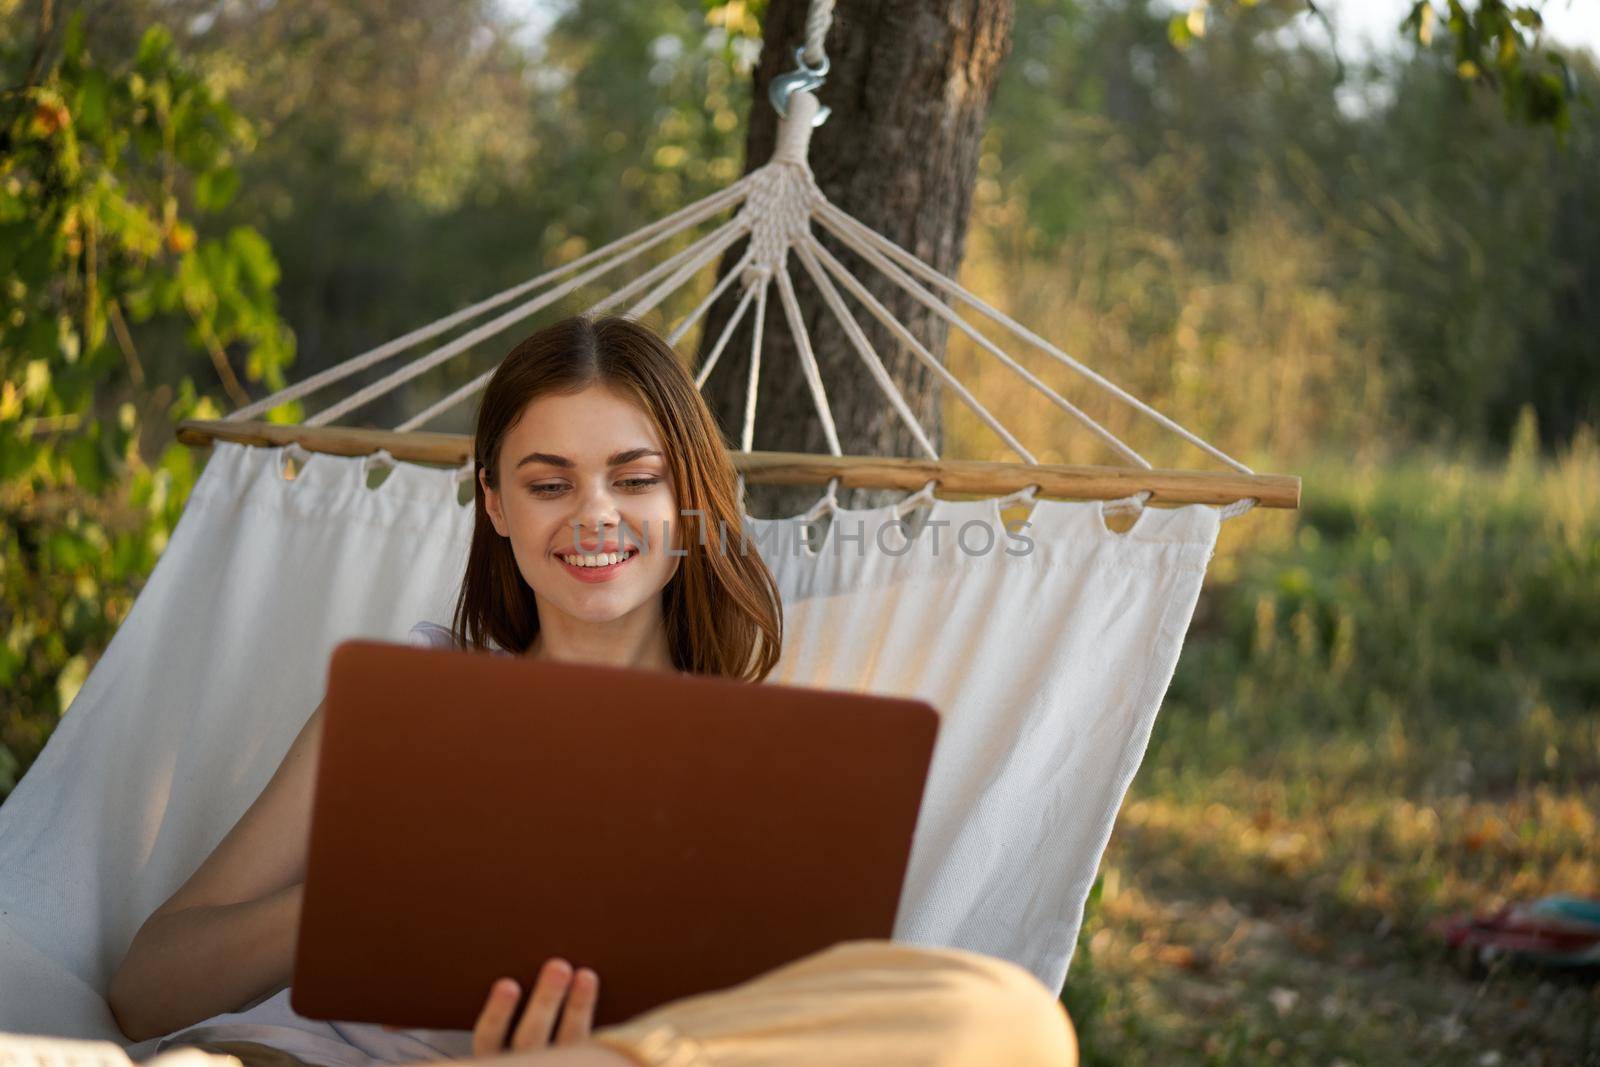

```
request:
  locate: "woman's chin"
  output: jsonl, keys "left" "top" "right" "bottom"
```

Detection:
{"left": 526, "top": 553, "right": 673, "bottom": 624}
{"left": 540, "top": 582, "right": 649, "bottom": 624}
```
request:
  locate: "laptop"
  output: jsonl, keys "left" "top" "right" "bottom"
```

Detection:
{"left": 290, "top": 638, "right": 941, "bottom": 1030}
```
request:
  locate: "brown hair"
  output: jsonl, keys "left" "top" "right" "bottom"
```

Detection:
{"left": 451, "top": 314, "right": 783, "bottom": 682}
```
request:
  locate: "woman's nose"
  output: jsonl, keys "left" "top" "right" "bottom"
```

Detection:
{"left": 570, "top": 486, "right": 622, "bottom": 547}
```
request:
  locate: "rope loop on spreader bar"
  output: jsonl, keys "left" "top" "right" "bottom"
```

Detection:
{"left": 1102, "top": 489, "right": 1153, "bottom": 517}
{"left": 800, "top": 476, "right": 842, "bottom": 523}
{"left": 1219, "top": 496, "right": 1259, "bottom": 520}
{"left": 276, "top": 440, "right": 314, "bottom": 480}
{"left": 892, "top": 480, "right": 940, "bottom": 521}
{"left": 995, "top": 483, "right": 1041, "bottom": 509}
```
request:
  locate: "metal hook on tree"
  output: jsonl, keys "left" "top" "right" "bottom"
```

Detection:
{"left": 768, "top": 46, "right": 831, "bottom": 126}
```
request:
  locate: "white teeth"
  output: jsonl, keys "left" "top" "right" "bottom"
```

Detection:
{"left": 560, "top": 550, "right": 633, "bottom": 568}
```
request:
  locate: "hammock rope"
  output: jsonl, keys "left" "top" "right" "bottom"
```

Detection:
{"left": 805, "top": 219, "right": 1148, "bottom": 469}
{"left": 742, "top": 277, "right": 771, "bottom": 454}
{"left": 670, "top": 247, "right": 754, "bottom": 348}
{"left": 695, "top": 281, "right": 758, "bottom": 390}
{"left": 225, "top": 178, "right": 753, "bottom": 425}
{"left": 803, "top": 0, "right": 835, "bottom": 67}
{"left": 320, "top": 207, "right": 753, "bottom": 429}
{"left": 811, "top": 201, "right": 1257, "bottom": 478}
{"left": 203, "top": 5, "right": 1277, "bottom": 521}
{"left": 774, "top": 264, "right": 843, "bottom": 457}
{"left": 791, "top": 239, "right": 939, "bottom": 459}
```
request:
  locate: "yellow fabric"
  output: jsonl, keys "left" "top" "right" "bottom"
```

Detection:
{"left": 589, "top": 939, "right": 1077, "bottom": 1067}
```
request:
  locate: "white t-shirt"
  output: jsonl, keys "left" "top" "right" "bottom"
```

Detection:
{"left": 139, "top": 621, "right": 490, "bottom": 1066}
{"left": 408, "top": 620, "right": 513, "bottom": 656}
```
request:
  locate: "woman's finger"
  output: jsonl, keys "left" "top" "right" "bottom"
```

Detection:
{"left": 509, "top": 958, "right": 573, "bottom": 1050}
{"left": 471, "top": 977, "right": 522, "bottom": 1058}
{"left": 552, "top": 968, "right": 600, "bottom": 1046}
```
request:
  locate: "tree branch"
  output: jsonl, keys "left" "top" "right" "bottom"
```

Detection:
{"left": 183, "top": 298, "right": 252, "bottom": 409}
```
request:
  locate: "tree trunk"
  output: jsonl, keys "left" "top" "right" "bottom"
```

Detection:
{"left": 699, "top": 0, "right": 1016, "bottom": 518}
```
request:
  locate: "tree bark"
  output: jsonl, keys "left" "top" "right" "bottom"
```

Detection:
{"left": 699, "top": 0, "right": 1016, "bottom": 518}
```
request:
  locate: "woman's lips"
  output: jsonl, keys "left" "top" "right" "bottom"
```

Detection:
{"left": 557, "top": 550, "right": 637, "bottom": 584}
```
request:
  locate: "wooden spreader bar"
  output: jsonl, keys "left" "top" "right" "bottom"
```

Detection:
{"left": 177, "top": 419, "right": 1300, "bottom": 509}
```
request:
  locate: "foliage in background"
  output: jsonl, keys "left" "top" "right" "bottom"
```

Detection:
{"left": 1398, "top": 0, "right": 1581, "bottom": 133}
{"left": 1166, "top": 0, "right": 1583, "bottom": 137}
{"left": 0, "top": 8, "right": 296, "bottom": 791}
{"left": 982, "top": 0, "right": 1599, "bottom": 457}
{"left": 83, "top": 0, "right": 764, "bottom": 431}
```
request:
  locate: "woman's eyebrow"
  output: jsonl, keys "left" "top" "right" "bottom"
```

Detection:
{"left": 515, "top": 447, "right": 663, "bottom": 470}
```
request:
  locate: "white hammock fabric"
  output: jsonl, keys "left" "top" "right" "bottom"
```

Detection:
{"left": 0, "top": 440, "right": 1221, "bottom": 1043}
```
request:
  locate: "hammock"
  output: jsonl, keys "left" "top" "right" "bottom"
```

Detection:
{"left": 0, "top": 3, "right": 1299, "bottom": 1045}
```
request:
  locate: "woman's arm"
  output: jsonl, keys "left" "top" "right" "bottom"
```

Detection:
{"left": 108, "top": 699, "right": 326, "bottom": 1042}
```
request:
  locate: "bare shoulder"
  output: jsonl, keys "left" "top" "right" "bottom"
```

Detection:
{"left": 146, "top": 698, "right": 326, "bottom": 922}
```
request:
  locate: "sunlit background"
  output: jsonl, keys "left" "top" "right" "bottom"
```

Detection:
{"left": 4, "top": 1, "right": 1597, "bottom": 1062}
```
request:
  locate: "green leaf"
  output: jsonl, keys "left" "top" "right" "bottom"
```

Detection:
{"left": 0, "top": 435, "right": 39, "bottom": 480}
{"left": 63, "top": 435, "right": 100, "bottom": 492}
{"left": 262, "top": 399, "right": 306, "bottom": 425}
{"left": 23, "top": 361, "right": 51, "bottom": 403}
{"left": 156, "top": 441, "right": 196, "bottom": 489}
{"left": 62, "top": 10, "right": 87, "bottom": 64}
{"left": 136, "top": 26, "right": 175, "bottom": 71}
{"left": 195, "top": 167, "right": 240, "bottom": 213}
{"left": 1168, "top": 13, "right": 1195, "bottom": 49}
{"left": 225, "top": 227, "right": 280, "bottom": 292}
{"left": 1511, "top": 6, "right": 1542, "bottom": 28}
{"left": 56, "top": 655, "right": 89, "bottom": 714}
{"left": 57, "top": 315, "right": 81, "bottom": 364}
{"left": 93, "top": 184, "right": 163, "bottom": 259}
{"left": 0, "top": 641, "right": 21, "bottom": 688}
{"left": 76, "top": 70, "right": 110, "bottom": 137}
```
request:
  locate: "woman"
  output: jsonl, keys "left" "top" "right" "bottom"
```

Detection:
{"left": 108, "top": 316, "right": 1077, "bottom": 1067}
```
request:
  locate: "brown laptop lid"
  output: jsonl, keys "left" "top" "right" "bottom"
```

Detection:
{"left": 291, "top": 639, "right": 941, "bottom": 1030}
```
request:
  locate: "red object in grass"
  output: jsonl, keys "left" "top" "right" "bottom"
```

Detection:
{"left": 1434, "top": 895, "right": 1600, "bottom": 969}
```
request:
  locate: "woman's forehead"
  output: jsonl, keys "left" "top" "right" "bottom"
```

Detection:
{"left": 502, "top": 383, "right": 663, "bottom": 457}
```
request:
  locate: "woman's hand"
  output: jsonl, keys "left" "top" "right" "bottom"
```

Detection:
{"left": 471, "top": 958, "right": 601, "bottom": 1057}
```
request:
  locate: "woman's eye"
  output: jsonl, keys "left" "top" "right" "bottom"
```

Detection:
{"left": 525, "top": 478, "right": 659, "bottom": 496}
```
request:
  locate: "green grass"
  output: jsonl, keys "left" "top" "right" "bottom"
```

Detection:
{"left": 1062, "top": 432, "right": 1600, "bottom": 1065}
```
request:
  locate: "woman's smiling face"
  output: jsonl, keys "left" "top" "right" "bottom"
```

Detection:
{"left": 480, "top": 381, "right": 681, "bottom": 626}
